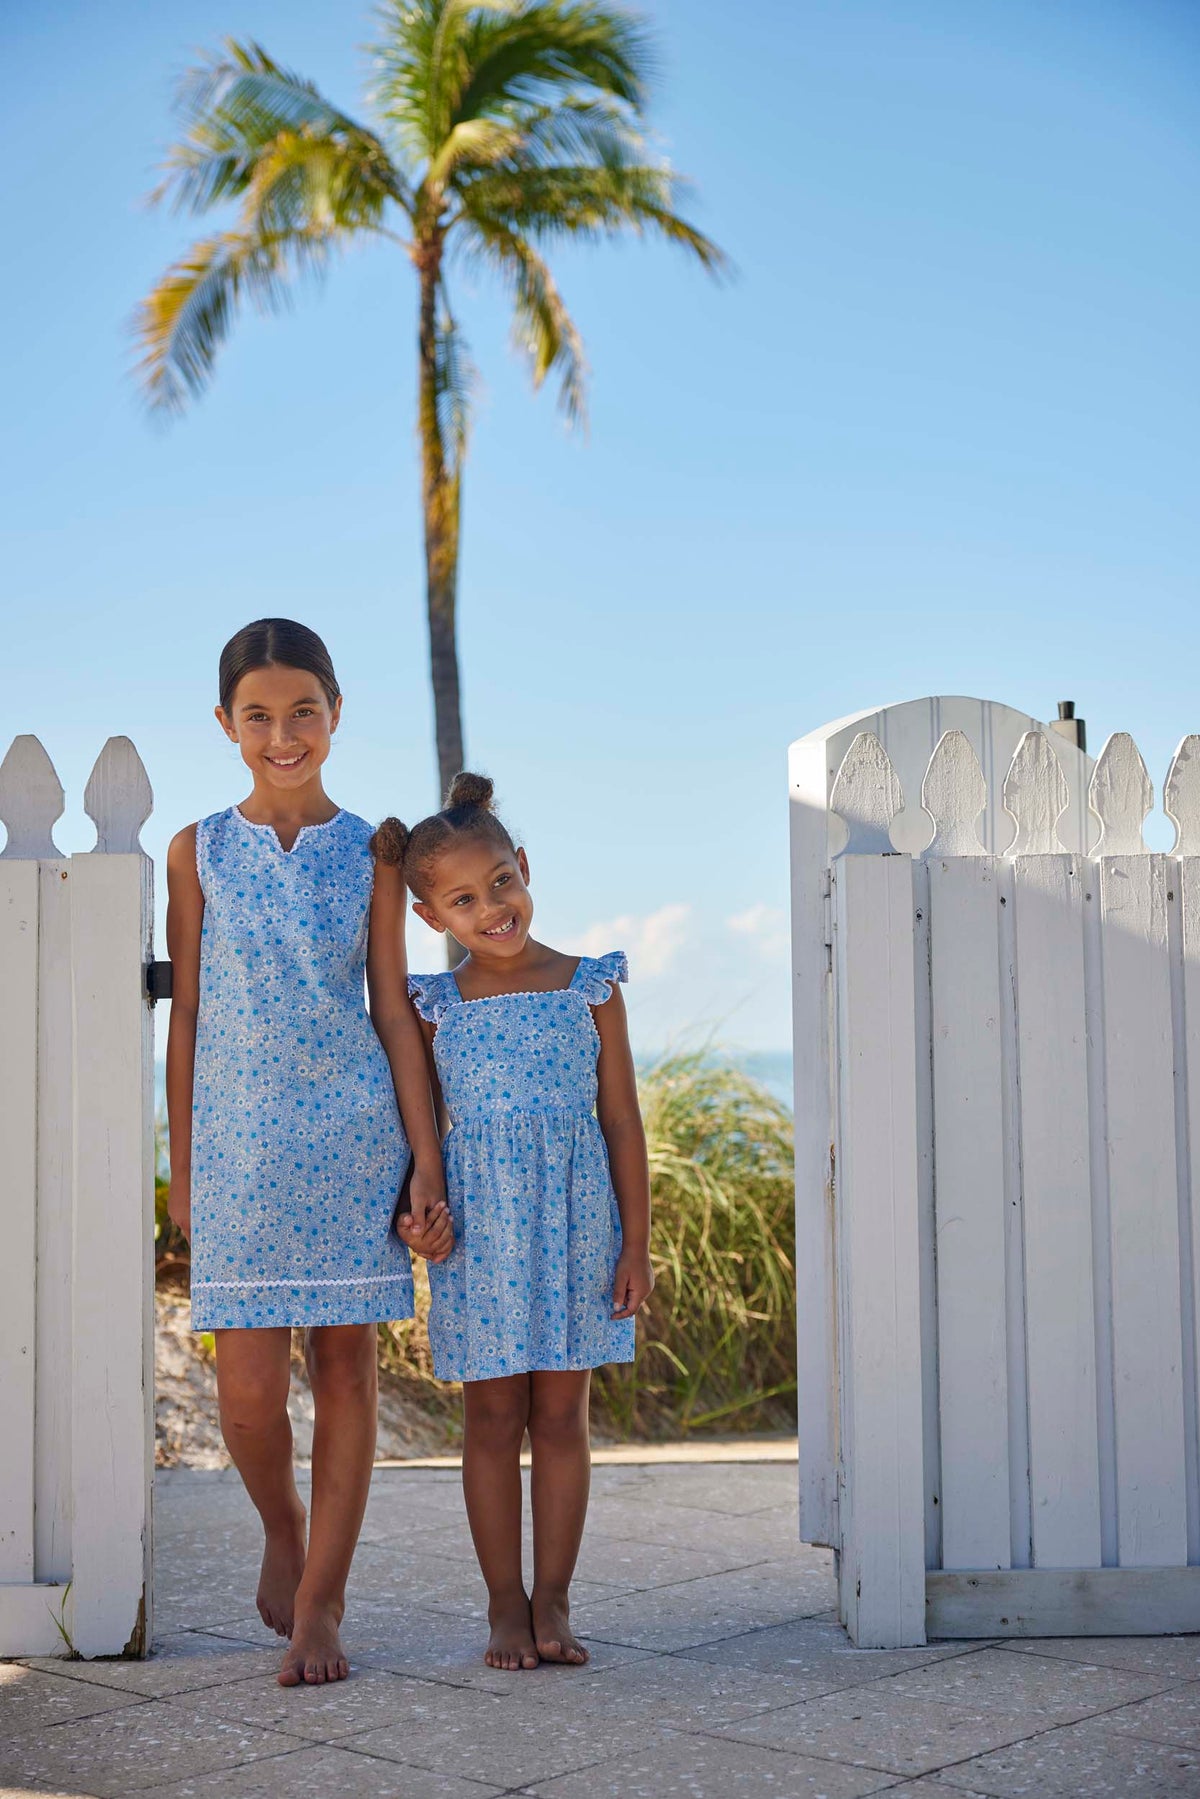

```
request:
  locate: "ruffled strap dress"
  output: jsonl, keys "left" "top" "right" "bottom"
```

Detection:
{"left": 408, "top": 951, "right": 636, "bottom": 1382}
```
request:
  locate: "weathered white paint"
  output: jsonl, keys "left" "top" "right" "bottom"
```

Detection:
{"left": 35, "top": 859, "right": 74, "bottom": 1583}
{"left": 922, "top": 731, "right": 987, "bottom": 858}
{"left": 1090, "top": 732, "right": 1152, "bottom": 855}
{"left": 790, "top": 698, "right": 1095, "bottom": 1563}
{"left": 1165, "top": 737, "right": 1200, "bottom": 858}
{"left": 0, "top": 861, "right": 39, "bottom": 1582}
{"left": 1010, "top": 853, "right": 1102, "bottom": 1568}
{"left": 0, "top": 735, "right": 155, "bottom": 1658}
{"left": 1004, "top": 730, "right": 1069, "bottom": 856}
{"left": 84, "top": 736, "right": 154, "bottom": 854}
{"left": 832, "top": 853, "right": 926, "bottom": 1648}
{"left": 829, "top": 731, "right": 903, "bottom": 853}
{"left": 1177, "top": 856, "right": 1200, "bottom": 1567}
{"left": 927, "top": 855, "right": 1009, "bottom": 1568}
{"left": 926, "top": 1568, "right": 1200, "bottom": 1638}
{"left": 1098, "top": 851, "right": 1188, "bottom": 1566}
{"left": 70, "top": 848, "right": 155, "bottom": 1656}
{"left": 0, "top": 735, "right": 64, "bottom": 860}
{"left": 796, "top": 704, "right": 1200, "bottom": 1643}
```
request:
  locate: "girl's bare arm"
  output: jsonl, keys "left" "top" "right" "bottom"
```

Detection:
{"left": 366, "top": 859, "right": 446, "bottom": 1229}
{"left": 594, "top": 985, "right": 654, "bottom": 1319}
{"left": 164, "top": 825, "right": 203, "bottom": 1239}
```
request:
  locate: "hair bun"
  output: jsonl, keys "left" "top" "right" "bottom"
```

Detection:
{"left": 370, "top": 817, "right": 410, "bottom": 865}
{"left": 446, "top": 771, "right": 494, "bottom": 811}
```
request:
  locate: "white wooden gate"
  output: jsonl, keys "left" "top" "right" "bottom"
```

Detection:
{"left": 0, "top": 734, "right": 156, "bottom": 1657}
{"left": 791, "top": 697, "right": 1200, "bottom": 1646}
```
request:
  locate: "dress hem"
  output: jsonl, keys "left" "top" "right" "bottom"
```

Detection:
{"left": 433, "top": 1348, "right": 636, "bottom": 1383}
{"left": 191, "top": 1274, "right": 414, "bottom": 1331}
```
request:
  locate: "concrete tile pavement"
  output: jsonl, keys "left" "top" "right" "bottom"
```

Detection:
{"left": 2, "top": 1463, "right": 1198, "bottom": 1798}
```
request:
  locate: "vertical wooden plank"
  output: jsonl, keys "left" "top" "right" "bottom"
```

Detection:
{"left": 997, "top": 859, "right": 1033, "bottom": 1571}
{"left": 789, "top": 738, "right": 839, "bottom": 1549}
{"left": 70, "top": 851, "right": 155, "bottom": 1656}
{"left": 0, "top": 862, "right": 39, "bottom": 1581}
{"left": 35, "top": 860, "right": 74, "bottom": 1582}
{"left": 912, "top": 860, "right": 943, "bottom": 1572}
{"left": 1098, "top": 853, "right": 1188, "bottom": 1565}
{"left": 928, "top": 856, "right": 1011, "bottom": 1569}
{"left": 1175, "top": 857, "right": 1200, "bottom": 1566}
{"left": 1012, "top": 854, "right": 1103, "bottom": 1567}
{"left": 833, "top": 853, "right": 926, "bottom": 1647}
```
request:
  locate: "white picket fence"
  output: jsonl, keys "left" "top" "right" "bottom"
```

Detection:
{"left": 791, "top": 696, "right": 1200, "bottom": 1646}
{"left": 0, "top": 734, "right": 155, "bottom": 1658}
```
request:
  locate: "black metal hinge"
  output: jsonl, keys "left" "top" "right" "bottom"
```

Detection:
{"left": 145, "top": 961, "right": 173, "bottom": 1005}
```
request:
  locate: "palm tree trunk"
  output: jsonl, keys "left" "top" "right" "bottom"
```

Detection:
{"left": 418, "top": 243, "right": 464, "bottom": 808}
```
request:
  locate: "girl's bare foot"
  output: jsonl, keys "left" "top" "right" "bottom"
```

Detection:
{"left": 278, "top": 1600, "right": 349, "bottom": 1686}
{"left": 256, "top": 1511, "right": 307, "bottom": 1637}
{"left": 532, "top": 1591, "right": 588, "bottom": 1665}
{"left": 485, "top": 1593, "right": 539, "bottom": 1671}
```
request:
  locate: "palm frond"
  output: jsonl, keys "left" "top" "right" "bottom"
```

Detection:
{"left": 459, "top": 217, "right": 586, "bottom": 420}
{"left": 133, "top": 226, "right": 336, "bottom": 414}
{"left": 457, "top": 160, "right": 725, "bottom": 274}
{"left": 242, "top": 129, "right": 405, "bottom": 236}
{"left": 454, "top": 2, "right": 655, "bottom": 123}
{"left": 154, "top": 38, "right": 410, "bottom": 217}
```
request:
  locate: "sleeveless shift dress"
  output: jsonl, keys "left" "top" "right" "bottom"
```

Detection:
{"left": 408, "top": 951, "right": 636, "bottom": 1382}
{"left": 189, "top": 806, "right": 414, "bottom": 1330}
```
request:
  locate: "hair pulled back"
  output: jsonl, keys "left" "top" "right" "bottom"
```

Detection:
{"left": 371, "top": 772, "right": 516, "bottom": 897}
{"left": 218, "top": 618, "right": 341, "bottom": 715}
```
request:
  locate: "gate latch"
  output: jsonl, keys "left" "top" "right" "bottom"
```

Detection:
{"left": 145, "top": 961, "right": 173, "bottom": 1006}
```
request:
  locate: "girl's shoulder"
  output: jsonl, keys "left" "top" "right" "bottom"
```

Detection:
{"left": 407, "top": 968, "right": 459, "bottom": 1025}
{"left": 572, "top": 949, "right": 628, "bottom": 1005}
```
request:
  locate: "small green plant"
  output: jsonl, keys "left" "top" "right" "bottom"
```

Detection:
{"left": 48, "top": 1581, "right": 78, "bottom": 1657}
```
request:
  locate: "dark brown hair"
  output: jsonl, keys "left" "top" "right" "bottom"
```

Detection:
{"left": 372, "top": 772, "right": 516, "bottom": 897}
{"left": 218, "top": 618, "right": 341, "bottom": 715}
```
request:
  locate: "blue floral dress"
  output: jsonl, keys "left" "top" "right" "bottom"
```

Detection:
{"left": 189, "top": 806, "right": 414, "bottom": 1331}
{"left": 408, "top": 953, "right": 636, "bottom": 1382}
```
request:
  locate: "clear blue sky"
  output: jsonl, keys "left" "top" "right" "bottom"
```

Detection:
{"left": 2, "top": 0, "right": 1197, "bottom": 1050}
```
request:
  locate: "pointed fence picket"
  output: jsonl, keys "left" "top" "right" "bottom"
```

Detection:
{"left": 793, "top": 701, "right": 1200, "bottom": 1645}
{"left": 0, "top": 735, "right": 155, "bottom": 1658}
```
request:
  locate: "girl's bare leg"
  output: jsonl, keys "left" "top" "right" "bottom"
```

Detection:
{"left": 279, "top": 1322, "right": 379, "bottom": 1686}
{"left": 462, "top": 1374, "right": 538, "bottom": 1670}
{"left": 528, "top": 1369, "right": 592, "bottom": 1665}
{"left": 213, "top": 1328, "right": 307, "bottom": 1638}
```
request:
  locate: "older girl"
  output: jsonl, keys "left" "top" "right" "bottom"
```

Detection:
{"left": 166, "top": 617, "right": 450, "bottom": 1686}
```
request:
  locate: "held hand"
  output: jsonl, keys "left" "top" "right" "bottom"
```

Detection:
{"left": 167, "top": 1175, "right": 191, "bottom": 1242}
{"left": 611, "top": 1247, "right": 654, "bottom": 1320}
{"left": 406, "top": 1161, "right": 446, "bottom": 1232}
{"left": 397, "top": 1201, "right": 455, "bottom": 1264}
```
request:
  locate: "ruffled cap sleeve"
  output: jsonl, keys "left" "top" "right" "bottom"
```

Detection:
{"left": 408, "top": 970, "right": 455, "bottom": 1025}
{"left": 574, "top": 949, "right": 629, "bottom": 1006}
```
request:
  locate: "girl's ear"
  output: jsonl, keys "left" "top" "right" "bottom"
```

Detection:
{"left": 214, "top": 705, "right": 237, "bottom": 744}
{"left": 329, "top": 694, "right": 343, "bottom": 734}
{"left": 517, "top": 846, "right": 530, "bottom": 883}
{"left": 413, "top": 900, "right": 446, "bottom": 935}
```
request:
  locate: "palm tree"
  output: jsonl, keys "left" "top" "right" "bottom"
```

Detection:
{"left": 136, "top": 1, "right": 726, "bottom": 802}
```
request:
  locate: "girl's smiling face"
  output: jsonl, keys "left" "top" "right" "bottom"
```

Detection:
{"left": 414, "top": 838, "right": 534, "bottom": 959}
{"left": 217, "top": 662, "right": 341, "bottom": 790}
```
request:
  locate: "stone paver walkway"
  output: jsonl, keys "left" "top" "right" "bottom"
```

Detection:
{"left": 4, "top": 1462, "right": 1200, "bottom": 1796}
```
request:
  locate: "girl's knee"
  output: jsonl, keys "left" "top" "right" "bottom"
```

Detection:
{"left": 218, "top": 1382, "right": 288, "bottom": 1439}
{"left": 465, "top": 1380, "right": 530, "bottom": 1453}
{"left": 527, "top": 1387, "right": 590, "bottom": 1450}
{"left": 305, "top": 1325, "right": 378, "bottom": 1399}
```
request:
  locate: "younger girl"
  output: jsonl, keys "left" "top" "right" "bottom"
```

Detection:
{"left": 376, "top": 773, "right": 654, "bottom": 1671}
{"left": 166, "top": 618, "right": 451, "bottom": 1687}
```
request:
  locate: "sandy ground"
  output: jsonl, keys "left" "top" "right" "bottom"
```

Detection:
{"left": 154, "top": 1289, "right": 461, "bottom": 1468}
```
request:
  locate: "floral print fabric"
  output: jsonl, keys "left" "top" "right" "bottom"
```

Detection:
{"left": 408, "top": 951, "right": 636, "bottom": 1382}
{"left": 189, "top": 806, "right": 413, "bottom": 1330}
